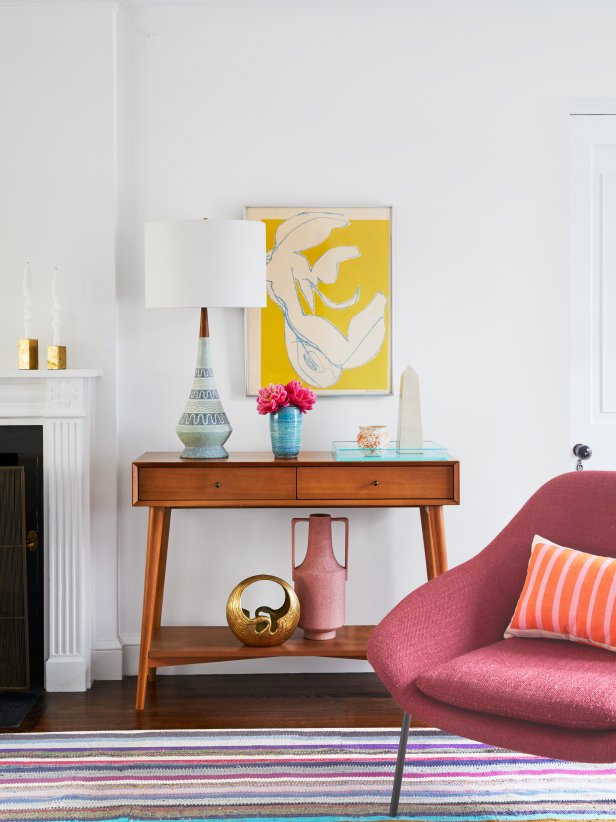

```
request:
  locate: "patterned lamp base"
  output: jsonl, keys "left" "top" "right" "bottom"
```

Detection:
{"left": 176, "top": 337, "right": 231, "bottom": 459}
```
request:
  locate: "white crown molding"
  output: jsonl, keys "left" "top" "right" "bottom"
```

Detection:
{"left": 570, "top": 98, "right": 616, "bottom": 115}
{"left": 2, "top": 0, "right": 615, "bottom": 11}
{"left": 0, "top": 0, "right": 121, "bottom": 7}
{"left": 118, "top": 0, "right": 616, "bottom": 9}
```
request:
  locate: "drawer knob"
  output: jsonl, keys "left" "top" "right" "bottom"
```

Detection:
{"left": 372, "top": 480, "right": 380, "bottom": 486}
{"left": 214, "top": 481, "right": 222, "bottom": 488}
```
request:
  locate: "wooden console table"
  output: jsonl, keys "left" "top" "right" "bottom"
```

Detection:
{"left": 132, "top": 451, "right": 460, "bottom": 710}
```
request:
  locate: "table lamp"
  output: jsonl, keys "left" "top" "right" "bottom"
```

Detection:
{"left": 144, "top": 219, "right": 266, "bottom": 459}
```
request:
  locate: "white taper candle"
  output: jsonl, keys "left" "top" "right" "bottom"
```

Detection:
{"left": 51, "top": 266, "right": 61, "bottom": 346}
{"left": 23, "top": 260, "right": 32, "bottom": 339}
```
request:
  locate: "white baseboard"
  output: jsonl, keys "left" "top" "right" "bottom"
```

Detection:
{"left": 92, "top": 647, "right": 124, "bottom": 680}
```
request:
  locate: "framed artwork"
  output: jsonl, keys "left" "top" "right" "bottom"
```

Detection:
{"left": 245, "top": 206, "right": 392, "bottom": 395}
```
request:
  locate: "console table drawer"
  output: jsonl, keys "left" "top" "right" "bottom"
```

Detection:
{"left": 137, "top": 466, "right": 296, "bottom": 502}
{"left": 297, "top": 466, "right": 454, "bottom": 501}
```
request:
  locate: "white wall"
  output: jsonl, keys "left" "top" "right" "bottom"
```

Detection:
{"left": 116, "top": 1, "right": 616, "bottom": 675}
{"left": 4, "top": 0, "right": 616, "bottom": 681}
{"left": 0, "top": 1, "right": 121, "bottom": 680}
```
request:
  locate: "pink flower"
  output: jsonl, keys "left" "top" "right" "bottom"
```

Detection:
{"left": 285, "top": 380, "right": 316, "bottom": 413}
{"left": 256, "top": 383, "right": 289, "bottom": 415}
{"left": 256, "top": 380, "right": 317, "bottom": 415}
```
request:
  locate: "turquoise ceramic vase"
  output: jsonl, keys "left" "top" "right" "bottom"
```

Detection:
{"left": 269, "top": 405, "right": 303, "bottom": 458}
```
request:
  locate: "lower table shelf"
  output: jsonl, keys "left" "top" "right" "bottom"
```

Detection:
{"left": 149, "top": 625, "right": 374, "bottom": 667}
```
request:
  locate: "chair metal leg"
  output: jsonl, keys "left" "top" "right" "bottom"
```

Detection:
{"left": 389, "top": 712, "right": 411, "bottom": 817}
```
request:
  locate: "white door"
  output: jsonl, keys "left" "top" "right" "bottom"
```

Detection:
{"left": 570, "top": 114, "right": 616, "bottom": 470}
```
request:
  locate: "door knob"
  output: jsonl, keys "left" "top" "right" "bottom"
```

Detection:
{"left": 573, "top": 443, "right": 592, "bottom": 460}
{"left": 573, "top": 443, "right": 592, "bottom": 471}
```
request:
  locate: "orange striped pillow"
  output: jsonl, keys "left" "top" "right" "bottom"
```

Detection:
{"left": 505, "top": 535, "right": 616, "bottom": 651}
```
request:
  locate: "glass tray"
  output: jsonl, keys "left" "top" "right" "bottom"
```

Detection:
{"left": 332, "top": 440, "right": 449, "bottom": 461}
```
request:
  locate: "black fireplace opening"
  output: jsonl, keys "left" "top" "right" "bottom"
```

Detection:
{"left": 0, "top": 425, "right": 44, "bottom": 728}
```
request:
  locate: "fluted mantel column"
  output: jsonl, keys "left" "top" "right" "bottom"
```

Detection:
{"left": 0, "top": 369, "right": 101, "bottom": 691}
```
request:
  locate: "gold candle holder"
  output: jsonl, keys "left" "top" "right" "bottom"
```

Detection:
{"left": 18, "top": 338, "right": 39, "bottom": 370}
{"left": 47, "top": 345, "right": 67, "bottom": 370}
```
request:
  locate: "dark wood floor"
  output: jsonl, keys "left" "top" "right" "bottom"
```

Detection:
{"left": 17, "top": 673, "right": 405, "bottom": 732}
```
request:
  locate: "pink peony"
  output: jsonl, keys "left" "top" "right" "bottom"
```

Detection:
{"left": 256, "top": 380, "right": 317, "bottom": 415}
{"left": 256, "top": 383, "right": 289, "bottom": 415}
{"left": 285, "top": 380, "right": 316, "bottom": 413}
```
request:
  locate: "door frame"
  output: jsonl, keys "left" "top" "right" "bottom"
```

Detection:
{"left": 569, "top": 101, "right": 616, "bottom": 470}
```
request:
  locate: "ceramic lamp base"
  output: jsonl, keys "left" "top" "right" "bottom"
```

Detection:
{"left": 181, "top": 444, "right": 228, "bottom": 459}
{"left": 176, "top": 336, "right": 232, "bottom": 460}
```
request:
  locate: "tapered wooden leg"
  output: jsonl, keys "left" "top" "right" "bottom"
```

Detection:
{"left": 419, "top": 506, "right": 438, "bottom": 580}
{"left": 430, "top": 505, "right": 448, "bottom": 574}
{"left": 136, "top": 507, "right": 171, "bottom": 710}
{"left": 146, "top": 509, "right": 171, "bottom": 685}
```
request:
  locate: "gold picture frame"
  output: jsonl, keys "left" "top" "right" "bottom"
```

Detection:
{"left": 245, "top": 206, "right": 392, "bottom": 395}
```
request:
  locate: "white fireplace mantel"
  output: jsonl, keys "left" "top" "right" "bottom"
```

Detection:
{"left": 0, "top": 369, "right": 101, "bottom": 691}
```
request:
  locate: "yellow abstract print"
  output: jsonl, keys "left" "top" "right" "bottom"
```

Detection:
{"left": 246, "top": 207, "right": 391, "bottom": 395}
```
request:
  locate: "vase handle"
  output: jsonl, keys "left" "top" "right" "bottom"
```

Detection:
{"left": 332, "top": 517, "right": 349, "bottom": 580}
{"left": 291, "top": 517, "right": 309, "bottom": 580}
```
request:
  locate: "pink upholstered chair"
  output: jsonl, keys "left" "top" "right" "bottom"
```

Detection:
{"left": 367, "top": 471, "right": 616, "bottom": 816}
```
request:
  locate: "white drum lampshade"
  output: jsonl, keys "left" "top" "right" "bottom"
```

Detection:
{"left": 144, "top": 218, "right": 266, "bottom": 459}
{"left": 145, "top": 219, "right": 266, "bottom": 309}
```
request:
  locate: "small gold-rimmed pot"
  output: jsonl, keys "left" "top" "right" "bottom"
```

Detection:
{"left": 356, "top": 425, "right": 390, "bottom": 452}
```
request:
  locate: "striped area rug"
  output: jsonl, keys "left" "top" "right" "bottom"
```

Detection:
{"left": 1, "top": 727, "right": 616, "bottom": 821}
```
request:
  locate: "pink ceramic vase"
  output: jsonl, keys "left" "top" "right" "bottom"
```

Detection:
{"left": 291, "top": 513, "right": 349, "bottom": 640}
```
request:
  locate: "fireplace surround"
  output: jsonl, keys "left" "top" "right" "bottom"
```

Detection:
{"left": 0, "top": 370, "right": 100, "bottom": 691}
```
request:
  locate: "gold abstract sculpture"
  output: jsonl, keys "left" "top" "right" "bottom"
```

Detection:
{"left": 226, "top": 574, "right": 300, "bottom": 647}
